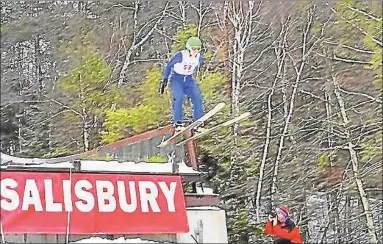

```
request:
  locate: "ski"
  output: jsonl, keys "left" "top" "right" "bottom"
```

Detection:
{"left": 175, "top": 112, "right": 251, "bottom": 147}
{"left": 157, "top": 102, "right": 226, "bottom": 148}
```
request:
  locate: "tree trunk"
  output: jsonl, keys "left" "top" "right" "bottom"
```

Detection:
{"left": 17, "top": 116, "right": 23, "bottom": 153}
{"left": 344, "top": 194, "right": 351, "bottom": 242}
{"left": 270, "top": 5, "right": 315, "bottom": 209}
{"left": 178, "top": 1, "right": 187, "bottom": 28}
{"left": 226, "top": 2, "right": 259, "bottom": 185}
{"left": 117, "top": 3, "right": 168, "bottom": 87}
{"left": 82, "top": 113, "right": 90, "bottom": 152}
{"left": 255, "top": 19, "right": 289, "bottom": 222}
{"left": 332, "top": 76, "right": 378, "bottom": 243}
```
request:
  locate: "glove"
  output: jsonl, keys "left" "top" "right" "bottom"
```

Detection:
{"left": 158, "top": 78, "right": 168, "bottom": 95}
{"left": 268, "top": 214, "right": 274, "bottom": 221}
{"left": 268, "top": 214, "right": 278, "bottom": 226}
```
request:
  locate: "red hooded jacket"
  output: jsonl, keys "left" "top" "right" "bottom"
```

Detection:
{"left": 265, "top": 218, "right": 303, "bottom": 244}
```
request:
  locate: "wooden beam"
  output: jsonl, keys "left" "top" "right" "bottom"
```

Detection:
{"left": 185, "top": 130, "right": 198, "bottom": 170}
{"left": 184, "top": 193, "right": 220, "bottom": 207}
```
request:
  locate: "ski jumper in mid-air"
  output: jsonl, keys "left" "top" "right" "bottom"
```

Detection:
{"left": 158, "top": 37, "right": 205, "bottom": 132}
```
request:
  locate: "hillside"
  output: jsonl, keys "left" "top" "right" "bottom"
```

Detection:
{"left": 1, "top": 1, "right": 382, "bottom": 243}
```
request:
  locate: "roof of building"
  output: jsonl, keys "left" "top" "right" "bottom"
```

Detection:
{"left": 1, "top": 153, "right": 199, "bottom": 175}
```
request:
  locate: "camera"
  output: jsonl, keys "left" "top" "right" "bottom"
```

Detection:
{"left": 269, "top": 212, "right": 277, "bottom": 218}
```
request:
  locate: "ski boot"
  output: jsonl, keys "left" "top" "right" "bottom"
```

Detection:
{"left": 174, "top": 121, "right": 185, "bottom": 132}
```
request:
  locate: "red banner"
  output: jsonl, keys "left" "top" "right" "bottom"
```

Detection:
{"left": 0, "top": 171, "right": 189, "bottom": 234}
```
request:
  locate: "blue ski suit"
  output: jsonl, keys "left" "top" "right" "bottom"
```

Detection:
{"left": 163, "top": 50, "right": 205, "bottom": 124}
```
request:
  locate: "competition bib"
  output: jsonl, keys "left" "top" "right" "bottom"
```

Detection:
{"left": 173, "top": 50, "right": 200, "bottom": 75}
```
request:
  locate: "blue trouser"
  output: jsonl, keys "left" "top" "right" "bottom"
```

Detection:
{"left": 170, "top": 74, "right": 204, "bottom": 124}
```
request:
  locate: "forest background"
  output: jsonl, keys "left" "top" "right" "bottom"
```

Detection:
{"left": 1, "top": 1, "right": 382, "bottom": 243}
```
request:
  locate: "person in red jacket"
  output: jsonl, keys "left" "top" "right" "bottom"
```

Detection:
{"left": 265, "top": 205, "right": 303, "bottom": 244}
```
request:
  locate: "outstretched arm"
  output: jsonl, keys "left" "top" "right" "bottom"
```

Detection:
{"left": 163, "top": 52, "right": 182, "bottom": 79}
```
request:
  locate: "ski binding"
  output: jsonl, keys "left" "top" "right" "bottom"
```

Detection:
{"left": 157, "top": 102, "right": 226, "bottom": 148}
{"left": 175, "top": 112, "right": 251, "bottom": 147}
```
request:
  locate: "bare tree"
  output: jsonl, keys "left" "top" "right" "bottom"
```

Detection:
{"left": 190, "top": 2, "right": 213, "bottom": 37}
{"left": 225, "top": 1, "right": 268, "bottom": 185}
{"left": 332, "top": 74, "right": 379, "bottom": 243}
{"left": 255, "top": 14, "right": 290, "bottom": 222}
{"left": 116, "top": 2, "right": 170, "bottom": 87}
{"left": 270, "top": 5, "right": 317, "bottom": 208}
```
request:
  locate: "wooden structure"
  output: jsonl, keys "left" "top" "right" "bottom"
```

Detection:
{"left": 0, "top": 125, "right": 226, "bottom": 244}
{"left": 1, "top": 125, "right": 219, "bottom": 207}
{"left": 82, "top": 125, "right": 199, "bottom": 169}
